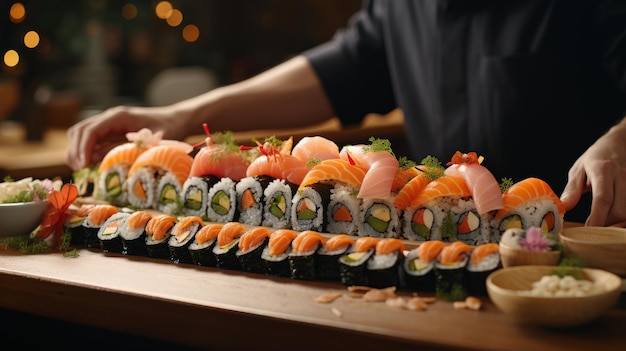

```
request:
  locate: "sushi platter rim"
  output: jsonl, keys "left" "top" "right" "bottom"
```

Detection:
{"left": 486, "top": 265, "right": 622, "bottom": 328}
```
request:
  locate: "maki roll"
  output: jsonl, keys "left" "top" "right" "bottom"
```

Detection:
{"left": 407, "top": 175, "right": 492, "bottom": 245}
{"left": 168, "top": 216, "right": 205, "bottom": 264}
{"left": 338, "top": 237, "right": 379, "bottom": 287}
{"left": 213, "top": 221, "right": 246, "bottom": 270}
{"left": 359, "top": 198, "right": 401, "bottom": 238}
{"left": 403, "top": 240, "right": 446, "bottom": 292}
{"left": 205, "top": 177, "right": 237, "bottom": 223}
{"left": 97, "top": 212, "right": 130, "bottom": 253}
{"left": 366, "top": 238, "right": 405, "bottom": 289}
{"left": 262, "top": 179, "right": 298, "bottom": 229}
{"left": 235, "top": 175, "right": 272, "bottom": 226}
{"left": 466, "top": 243, "right": 501, "bottom": 295}
{"left": 155, "top": 171, "right": 185, "bottom": 215}
{"left": 181, "top": 176, "right": 213, "bottom": 219}
{"left": 236, "top": 227, "right": 271, "bottom": 274}
{"left": 288, "top": 230, "right": 326, "bottom": 281}
{"left": 493, "top": 177, "right": 565, "bottom": 243}
{"left": 315, "top": 234, "right": 355, "bottom": 281}
{"left": 435, "top": 241, "right": 473, "bottom": 301}
{"left": 326, "top": 184, "right": 361, "bottom": 235}
{"left": 145, "top": 214, "right": 177, "bottom": 259}
{"left": 127, "top": 144, "right": 193, "bottom": 211}
{"left": 261, "top": 229, "right": 298, "bottom": 277}
{"left": 290, "top": 183, "right": 332, "bottom": 232}
{"left": 188, "top": 223, "right": 224, "bottom": 267}
{"left": 81, "top": 204, "right": 119, "bottom": 249}
{"left": 65, "top": 204, "right": 94, "bottom": 246}
{"left": 97, "top": 142, "right": 147, "bottom": 206}
{"left": 119, "top": 210, "right": 153, "bottom": 256}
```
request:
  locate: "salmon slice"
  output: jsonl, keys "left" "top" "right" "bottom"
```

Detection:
{"left": 445, "top": 163, "right": 503, "bottom": 215}
{"left": 98, "top": 142, "right": 146, "bottom": 173}
{"left": 411, "top": 175, "right": 472, "bottom": 209}
{"left": 438, "top": 241, "right": 473, "bottom": 265}
{"left": 416, "top": 240, "right": 446, "bottom": 263}
{"left": 340, "top": 144, "right": 399, "bottom": 199}
{"left": 291, "top": 230, "right": 326, "bottom": 254}
{"left": 190, "top": 144, "right": 250, "bottom": 181}
{"left": 298, "top": 159, "right": 366, "bottom": 191}
{"left": 324, "top": 234, "right": 355, "bottom": 252}
{"left": 291, "top": 136, "right": 340, "bottom": 163}
{"left": 246, "top": 154, "right": 309, "bottom": 185}
{"left": 195, "top": 223, "right": 224, "bottom": 244}
{"left": 129, "top": 144, "right": 193, "bottom": 187}
{"left": 470, "top": 243, "right": 499, "bottom": 266}
{"left": 495, "top": 177, "right": 566, "bottom": 219}
{"left": 145, "top": 214, "right": 177, "bottom": 241}
{"left": 376, "top": 238, "right": 405, "bottom": 255}
{"left": 126, "top": 211, "right": 153, "bottom": 231}
{"left": 393, "top": 172, "right": 431, "bottom": 210}
{"left": 238, "top": 226, "right": 271, "bottom": 252}
{"left": 391, "top": 166, "right": 422, "bottom": 193}
{"left": 353, "top": 236, "right": 380, "bottom": 253}
{"left": 173, "top": 216, "right": 205, "bottom": 242}
{"left": 268, "top": 229, "right": 298, "bottom": 256}
{"left": 88, "top": 204, "right": 119, "bottom": 225}
{"left": 217, "top": 222, "right": 246, "bottom": 247}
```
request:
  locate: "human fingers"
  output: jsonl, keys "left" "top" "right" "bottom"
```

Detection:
{"left": 604, "top": 166, "right": 626, "bottom": 226}
{"left": 559, "top": 167, "right": 587, "bottom": 213}
{"left": 585, "top": 160, "right": 614, "bottom": 226}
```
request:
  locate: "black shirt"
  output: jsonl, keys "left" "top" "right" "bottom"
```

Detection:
{"left": 304, "top": 0, "right": 626, "bottom": 222}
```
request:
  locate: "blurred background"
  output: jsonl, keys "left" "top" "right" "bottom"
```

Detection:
{"left": 0, "top": 0, "right": 362, "bottom": 139}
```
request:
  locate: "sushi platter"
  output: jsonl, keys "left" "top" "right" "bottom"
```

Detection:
{"left": 1, "top": 127, "right": 625, "bottom": 350}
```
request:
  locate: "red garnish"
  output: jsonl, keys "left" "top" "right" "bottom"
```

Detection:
{"left": 35, "top": 183, "right": 78, "bottom": 248}
{"left": 192, "top": 123, "right": 214, "bottom": 149}
{"left": 446, "top": 151, "right": 484, "bottom": 166}
{"left": 345, "top": 152, "right": 356, "bottom": 166}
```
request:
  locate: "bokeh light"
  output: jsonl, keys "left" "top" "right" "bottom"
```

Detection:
{"left": 24, "top": 31, "right": 40, "bottom": 49}
{"left": 9, "top": 2, "right": 26, "bottom": 23}
{"left": 122, "top": 3, "right": 137, "bottom": 20}
{"left": 166, "top": 9, "right": 183, "bottom": 27}
{"left": 182, "top": 24, "right": 200, "bottom": 42}
{"left": 155, "top": 1, "right": 172, "bottom": 19}
{"left": 4, "top": 50, "right": 20, "bottom": 68}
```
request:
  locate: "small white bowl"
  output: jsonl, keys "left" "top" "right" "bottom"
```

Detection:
{"left": 487, "top": 265, "right": 622, "bottom": 328}
{"left": 0, "top": 200, "right": 49, "bottom": 238}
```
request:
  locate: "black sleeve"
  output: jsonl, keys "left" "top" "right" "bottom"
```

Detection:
{"left": 302, "top": 0, "right": 396, "bottom": 126}
{"left": 595, "top": 0, "right": 626, "bottom": 94}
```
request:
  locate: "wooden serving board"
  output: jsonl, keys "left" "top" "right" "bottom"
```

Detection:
{"left": 0, "top": 238, "right": 624, "bottom": 351}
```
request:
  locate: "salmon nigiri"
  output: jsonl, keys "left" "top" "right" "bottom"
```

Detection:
{"left": 291, "top": 230, "right": 326, "bottom": 254}
{"left": 496, "top": 177, "right": 566, "bottom": 219}
{"left": 340, "top": 139, "right": 399, "bottom": 199}
{"left": 393, "top": 171, "right": 432, "bottom": 211}
{"left": 246, "top": 154, "right": 310, "bottom": 185}
{"left": 298, "top": 158, "right": 366, "bottom": 191}
{"left": 316, "top": 234, "right": 355, "bottom": 281}
{"left": 367, "top": 238, "right": 406, "bottom": 288}
{"left": 291, "top": 136, "right": 340, "bottom": 164}
{"left": 190, "top": 126, "right": 253, "bottom": 181}
{"left": 444, "top": 151, "right": 503, "bottom": 215}
{"left": 129, "top": 144, "right": 193, "bottom": 189}
{"left": 289, "top": 230, "right": 326, "bottom": 280}
{"left": 410, "top": 175, "right": 472, "bottom": 209}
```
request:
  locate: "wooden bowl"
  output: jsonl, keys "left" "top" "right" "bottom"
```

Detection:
{"left": 487, "top": 265, "right": 622, "bottom": 328}
{"left": 499, "top": 241, "right": 561, "bottom": 267}
{"left": 560, "top": 227, "right": 626, "bottom": 277}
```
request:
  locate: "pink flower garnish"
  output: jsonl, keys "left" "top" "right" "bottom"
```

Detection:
{"left": 519, "top": 226, "right": 552, "bottom": 252}
{"left": 126, "top": 128, "right": 164, "bottom": 148}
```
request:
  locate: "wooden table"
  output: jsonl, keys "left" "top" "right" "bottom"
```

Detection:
{"left": 0, "top": 234, "right": 624, "bottom": 351}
